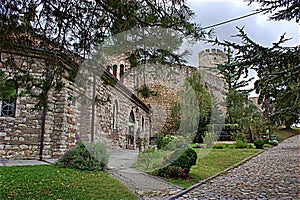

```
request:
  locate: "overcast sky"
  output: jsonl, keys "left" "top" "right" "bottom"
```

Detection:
{"left": 184, "top": 0, "right": 299, "bottom": 67}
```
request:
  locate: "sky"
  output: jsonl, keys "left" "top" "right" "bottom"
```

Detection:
{"left": 184, "top": 0, "right": 299, "bottom": 67}
{"left": 182, "top": 0, "right": 299, "bottom": 97}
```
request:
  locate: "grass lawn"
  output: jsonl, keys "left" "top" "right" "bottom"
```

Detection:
{"left": 0, "top": 165, "right": 137, "bottom": 200}
{"left": 166, "top": 148, "right": 262, "bottom": 188}
{"left": 273, "top": 128, "right": 299, "bottom": 142}
{"left": 166, "top": 128, "right": 299, "bottom": 188}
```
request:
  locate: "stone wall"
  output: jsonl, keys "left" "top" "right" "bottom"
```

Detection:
{"left": 122, "top": 64, "right": 197, "bottom": 136}
{"left": 0, "top": 47, "right": 151, "bottom": 160}
{"left": 0, "top": 50, "right": 76, "bottom": 159}
{"left": 110, "top": 50, "right": 228, "bottom": 136}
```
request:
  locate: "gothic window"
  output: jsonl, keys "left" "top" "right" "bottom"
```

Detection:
{"left": 0, "top": 99, "right": 16, "bottom": 117}
{"left": 112, "top": 100, "right": 118, "bottom": 130}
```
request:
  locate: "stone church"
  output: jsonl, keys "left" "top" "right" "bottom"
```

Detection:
{"left": 0, "top": 43, "right": 227, "bottom": 160}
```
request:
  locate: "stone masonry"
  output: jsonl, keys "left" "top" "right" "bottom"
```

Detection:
{"left": 0, "top": 45, "right": 151, "bottom": 159}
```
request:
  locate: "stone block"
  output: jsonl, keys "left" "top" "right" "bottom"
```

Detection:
{"left": 44, "top": 137, "right": 51, "bottom": 142}
{"left": 0, "top": 132, "right": 7, "bottom": 136}
{"left": 5, "top": 145, "right": 12, "bottom": 150}
{"left": 25, "top": 150, "right": 32, "bottom": 155}
{"left": 18, "top": 124, "right": 27, "bottom": 128}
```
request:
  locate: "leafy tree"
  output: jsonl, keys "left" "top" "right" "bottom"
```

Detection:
{"left": 218, "top": 49, "right": 254, "bottom": 126}
{"left": 1, "top": 0, "right": 206, "bottom": 57}
{"left": 185, "top": 71, "right": 212, "bottom": 143}
{"left": 0, "top": 71, "right": 17, "bottom": 100}
{"left": 1, "top": 0, "right": 209, "bottom": 107}
{"left": 211, "top": 0, "right": 300, "bottom": 128}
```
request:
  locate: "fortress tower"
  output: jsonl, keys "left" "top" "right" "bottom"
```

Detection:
{"left": 198, "top": 49, "right": 228, "bottom": 116}
{"left": 198, "top": 48, "right": 227, "bottom": 68}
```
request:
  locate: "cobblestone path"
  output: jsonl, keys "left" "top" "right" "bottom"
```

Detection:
{"left": 108, "top": 149, "right": 182, "bottom": 199}
{"left": 173, "top": 134, "right": 299, "bottom": 200}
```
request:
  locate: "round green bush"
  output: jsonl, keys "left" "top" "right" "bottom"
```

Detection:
{"left": 56, "top": 141, "right": 108, "bottom": 171}
{"left": 254, "top": 140, "right": 265, "bottom": 149}
{"left": 153, "top": 148, "right": 197, "bottom": 179}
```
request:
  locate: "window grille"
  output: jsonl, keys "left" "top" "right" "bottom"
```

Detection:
{"left": 0, "top": 99, "right": 16, "bottom": 117}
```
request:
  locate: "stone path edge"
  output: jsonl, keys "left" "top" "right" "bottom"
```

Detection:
{"left": 166, "top": 149, "right": 265, "bottom": 200}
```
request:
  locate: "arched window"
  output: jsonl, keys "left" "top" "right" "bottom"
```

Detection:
{"left": 129, "top": 110, "right": 135, "bottom": 123}
{"left": 112, "top": 100, "right": 118, "bottom": 130}
{"left": 120, "top": 64, "right": 125, "bottom": 79}
{"left": 128, "top": 110, "right": 135, "bottom": 145}
{"left": 113, "top": 64, "right": 117, "bottom": 78}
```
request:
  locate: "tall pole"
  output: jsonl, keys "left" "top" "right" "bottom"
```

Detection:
{"left": 39, "top": 107, "right": 47, "bottom": 161}
{"left": 39, "top": 66, "right": 50, "bottom": 161}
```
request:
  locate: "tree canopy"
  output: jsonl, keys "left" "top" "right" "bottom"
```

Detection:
{"left": 213, "top": 0, "right": 299, "bottom": 127}
{"left": 249, "top": 0, "right": 300, "bottom": 22}
{"left": 1, "top": 0, "right": 206, "bottom": 57}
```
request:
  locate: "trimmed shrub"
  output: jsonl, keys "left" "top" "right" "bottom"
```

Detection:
{"left": 56, "top": 141, "right": 108, "bottom": 171}
{"left": 152, "top": 148, "right": 197, "bottom": 179}
{"left": 254, "top": 140, "right": 265, "bottom": 149}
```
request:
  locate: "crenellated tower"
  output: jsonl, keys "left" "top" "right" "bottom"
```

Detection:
{"left": 198, "top": 48, "right": 227, "bottom": 68}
